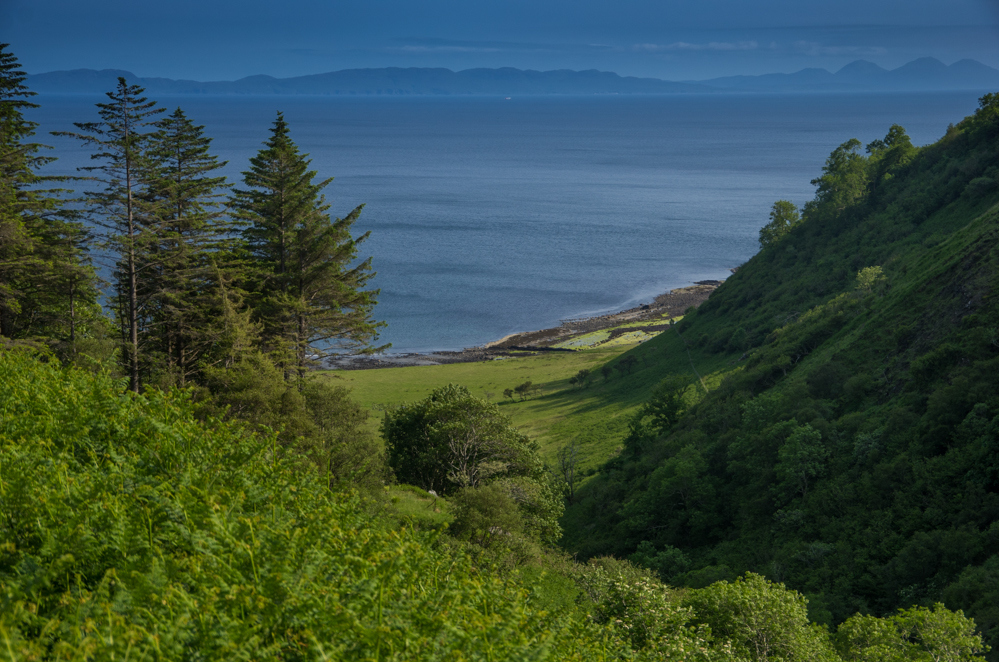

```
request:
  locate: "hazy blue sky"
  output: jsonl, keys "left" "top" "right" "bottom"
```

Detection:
{"left": 4, "top": 0, "right": 999, "bottom": 80}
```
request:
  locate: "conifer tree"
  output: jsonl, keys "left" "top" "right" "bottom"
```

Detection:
{"left": 56, "top": 78, "right": 163, "bottom": 392}
{"left": 141, "top": 107, "right": 234, "bottom": 386}
{"left": 233, "top": 112, "right": 383, "bottom": 382}
{"left": 0, "top": 43, "right": 100, "bottom": 354}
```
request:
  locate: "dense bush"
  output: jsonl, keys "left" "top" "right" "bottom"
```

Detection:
{"left": 683, "top": 573, "right": 839, "bottom": 662}
{"left": 382, "top": 383, "right": 564, "bottom": 545}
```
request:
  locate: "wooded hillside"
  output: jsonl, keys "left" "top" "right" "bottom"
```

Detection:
{"left": 562, "top": 92, "right": 999, "bottom": 656}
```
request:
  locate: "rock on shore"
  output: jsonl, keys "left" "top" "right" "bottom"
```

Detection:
{"left": 329, "top": 282, "right": 721, "bottom": 370}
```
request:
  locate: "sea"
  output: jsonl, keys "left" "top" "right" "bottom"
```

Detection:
{"left": 27, "top": 91, "right": 988, "bottom": 354}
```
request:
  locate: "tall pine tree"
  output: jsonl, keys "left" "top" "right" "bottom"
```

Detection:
{"left": 141, "top": 107, "right": 235, "bottom": 386}
{"left": 0, "top": 43, "right": 100, "bottom": 355}
{"left": 233, "top": 112, "right": 384, "bottom": 382}
{"left": 56, "top": 78, "right": 163, "bottom": 392}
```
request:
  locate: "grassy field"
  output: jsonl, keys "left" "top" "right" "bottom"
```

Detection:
{"left": 320, "top": 321, "right": 739, "bottom": 474}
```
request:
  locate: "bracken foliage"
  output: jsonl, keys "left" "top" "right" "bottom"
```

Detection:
{"left": 0, "top": 349, "right": 623, "bottom": 660}
{"left": 9, "top": 348, "right": 975, "bottom": 660}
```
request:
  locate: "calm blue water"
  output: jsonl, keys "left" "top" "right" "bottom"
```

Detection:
{"left": 29, "top": 92, "right": 986, "bottom": 353}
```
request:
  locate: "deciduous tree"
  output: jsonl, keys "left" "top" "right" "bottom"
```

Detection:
{"left": 683, "top": 573, "right": 839, "bottom": 662}
{"left": 804, "top": 138, "right": 869, "bottom": 217}
{"left": 382, "top": 384, "right": 564, "bottom": 545}
{"left": 759, "top": 200, "right": 801, "bottom": 249}
{"left": 865, "top": 124, "right": 915, "bottom": 194}
{"left": 624, "top": 374, "right": 690, "bottom": 453}
{"left": 383, "top": 384, "right": 538, "bottom": 494}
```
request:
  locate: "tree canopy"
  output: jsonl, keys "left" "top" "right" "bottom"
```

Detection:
{"left": 759, "top": 200, "right": 802, "bottom": 249}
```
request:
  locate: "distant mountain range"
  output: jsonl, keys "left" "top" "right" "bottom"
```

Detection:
{"left": 696, "top": 57, "right": 999, "bottom": 92}
{"left": 26, "top": 57, "right": 999, "bottom": 96}
{"left": 25, "top": 67, "right": 703, "bottom": 96}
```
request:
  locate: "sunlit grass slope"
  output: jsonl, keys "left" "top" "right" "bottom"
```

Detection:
{"left": 328, "top": 328, "right": 739, "bottom": 474}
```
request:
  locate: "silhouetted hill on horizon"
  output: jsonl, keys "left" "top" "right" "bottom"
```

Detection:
{"left": 26, "top": 58, "right": 999, "bottom": 96}
{"left": 24, "top": 67, "right": 706, "bottom": 95}
{"left": 695, "top": 57, "right": 999, "bottom": 92}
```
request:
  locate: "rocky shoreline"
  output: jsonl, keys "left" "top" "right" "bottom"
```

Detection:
{"left": 328, "top": 281, "right": 722, "bottom": 370}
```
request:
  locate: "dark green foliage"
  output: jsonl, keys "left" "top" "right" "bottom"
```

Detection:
{"left": 0, "top": 44, "right": 104, "bottom": 360}
{"left": 383, "top": 383, "right": 533, "bottom": 494}
{"left": 616, "top": 355, "right": 639, "bottom": 375}
{"left": 555, "top": 439, "right": 581, "bottom": 502}
{"left": 865, "top": 124, "right": 916, "bottom": 195}
{"left": 197, "top": 351, "right": 389, "bottom": 490}
{"left": 140, "top": 107, "right": 234, "bottom": 387}
{"left": 233, "top": 112, "right": 383, "bottom": 382}
{"left": 514, "top": 379, "right": 541, "bottom": 399}
{"left": 760, "top": 200, "right": 802, "bottom": 249}
{"left": 629, "top": 541, "right": 690, "bottom": 582}
{"left": 563, "top": 93, "right": 999, "bottom": 657}
{"left": 624, "top": 374, "right": 691, "bottom": 454}
{"left": 942, "top": 556, "right": 999, "bottom": 659}
{"left": 381, "top": 384, "right": 538, "bottom": 494}
{"left": 773, "top": 422, "right": 827, "bottom": 499}
{"left": 198, "top": 350, "right": 315, "bottom": 441}
{"left": 804, "top": 137, "right": 869, "bottom": 217}
{"left": 300, "top": 377, "right": 386, "bottom": 488}
{"left": 382, "top": 384, "right": 564, "bottom": 544}
{"left": 569, "top": 368, "right": 592, "bottom": 388}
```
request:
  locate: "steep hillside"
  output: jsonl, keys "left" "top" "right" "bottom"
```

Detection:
{"left": 562, "top": 93, "right": 999, "bottom": 652}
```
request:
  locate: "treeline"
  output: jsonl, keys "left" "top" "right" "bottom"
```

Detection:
{"left": 563, "top": 92, "right": 999, "bottom": 655}
{"left": 0, "top": 44, "right": 386, "bottom": 482}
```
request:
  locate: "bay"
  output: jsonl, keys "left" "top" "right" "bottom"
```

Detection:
{"left": 28, "top": 91, "right": 986, "bottom": 353}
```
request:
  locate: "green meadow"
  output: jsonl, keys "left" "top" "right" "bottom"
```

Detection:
{"left": 325, "top": 321, "right": 737, "bottom": 474}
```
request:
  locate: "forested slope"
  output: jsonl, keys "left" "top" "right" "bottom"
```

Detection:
{"left": 563, "top": 94, "right": 999, "bottom": 653}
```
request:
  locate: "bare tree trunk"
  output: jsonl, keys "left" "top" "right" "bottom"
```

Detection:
{"left": 125, "top": 118, "right": 140, "bottom": 394}
{"left": 68, "top": 278, "right": 76, "bottom": 359}
{"left": 298, "top": 313, "right": 306, "bottom": 384}
{"left": 558, "top": 441, "right": 579, "bottom": 502}
{"left": 178, "top": 337, "right": 186, "bottom": 387}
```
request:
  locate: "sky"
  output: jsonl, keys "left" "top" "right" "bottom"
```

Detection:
{"left": 3, "top": 0, "right": 999, "bottom": 81}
